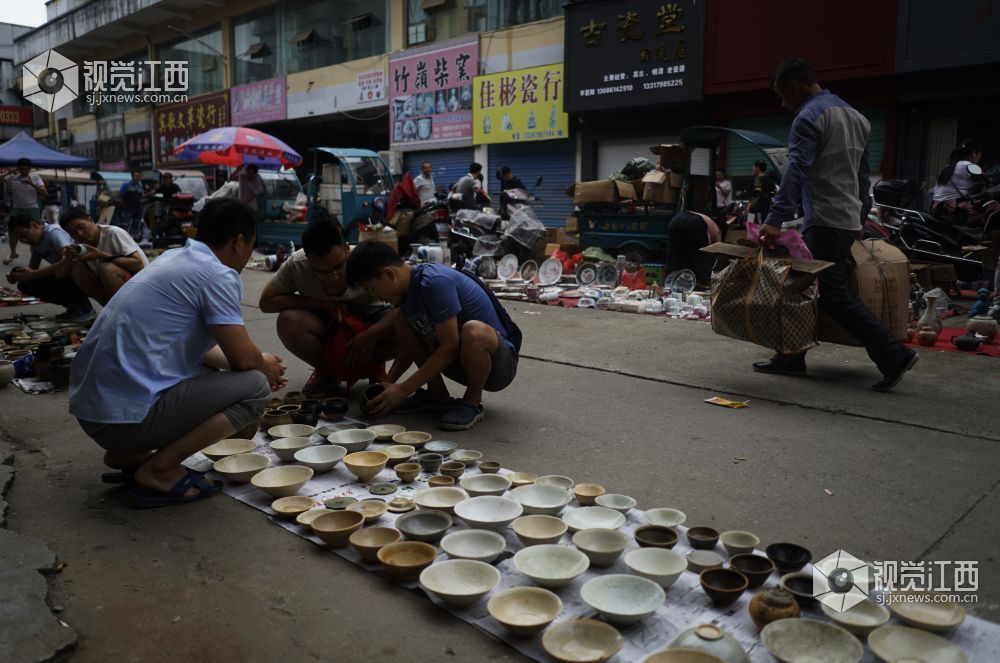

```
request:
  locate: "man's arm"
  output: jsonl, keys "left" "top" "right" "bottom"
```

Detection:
{"left": 110, "top": 251, "right": 145, "bottom": 274}
{"left": 210, "top": 325, "right": 286, "bottom": 388}
{"left": 346, "top": 308, "right": 399, "bottom": 368}
{"left": 259, "top": 279, "right": 333, "bottom": 314}
{"left": 764, "top": 116, "right": 821, "bottom": 228}
{"left": 371, "top": 316, "right": 459, "bottom": 415}
{"left": 857, "top": 144, "right": 872, "bottom": 222}
{"left": 32, "top": 177, "right": 47, "bottom": 197}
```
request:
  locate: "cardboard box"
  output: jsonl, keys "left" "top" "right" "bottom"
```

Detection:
{"left": 571, "top": 180, "right": 636, "bottom": 205}
{"left": 546, "top": 227, "right": 567, "bottom": 245}
{"left": 725, "top": 228, "right": 747, "bottom": 244}
{"left": 566, "top": 216, "right": 578, "bottom": 233}
{"left": 818, "top": 240, "right": 910, "bottom": 346}
{"left": 912, "top": 263, "right": 957, "bottom": 290}
{"left": 358, "top": 228, "right": 398, "bottom": 253}
{"left": 649, "top": 144, "right": 685, "bottom": 171}
{"left": 668, "top": 170, "right": 684, "bottom": 188}
{"left": 630, "top": 179, "right": 645, "bottom": 200}
{"left": 641, "top": 170, "right": 679, "bottom": 205}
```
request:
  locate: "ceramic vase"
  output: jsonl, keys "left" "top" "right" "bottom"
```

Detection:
{"left": 748, "top": 588, "right": 801, "bottom": 630}
{"left": 918, "top": 294, "right": 942, "bottom": 333}
{"left": 917, "top": 327, "right": 939, "bottom": 347}
{"left": 0, "top": 360, "right": 14, "bottom": 387}
{"left": 966, "top": 315, "right": 998, "bottom": 343}
{"left": 667, "top": 624, "right": 749, "bottom": 663}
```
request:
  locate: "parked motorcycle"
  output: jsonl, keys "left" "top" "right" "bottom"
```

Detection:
{"left": 145, "top": 192, "right": 195, "bottom": 244}
{"left": 451, "top": 176, "right": 547, "bottom": 270}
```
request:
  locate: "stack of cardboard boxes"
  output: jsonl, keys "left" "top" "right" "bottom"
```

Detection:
{"left": 641, "top": 144, "right": 685, "bottom": 206}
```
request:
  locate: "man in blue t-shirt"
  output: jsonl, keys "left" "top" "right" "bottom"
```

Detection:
{"left": 347, "top": 241, "right": 520, "bottom": 431}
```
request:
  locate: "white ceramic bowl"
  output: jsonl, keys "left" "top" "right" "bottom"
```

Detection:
{"left": 249, "top": 464, "right": 314, "bottom": 497}
{"left": 887, "top": 591, "right": 967, "bottom": 632}
{"left": 510, "top": 484, "right": 573, "bottom": 516}
{"left": 267, "top": 424, "right": 315, "bottom": 439}
{"left": 542, "top": 619, "right": 623, "bottom": 663}
{"left": 201, "top": 438, "right": 257, "bottom": 461}
{"left": 644, "top": 508, "right": 687, "bottom": 527}
{"left": 391, "top": 430, "right": 432, "bottom": 447}
{"left": 512, "top": 515, "right": 568, "bottom": 546}
{"left": 572, "top": 528, "right": 629, "bottom": 568}
{"left": 327, "top": 428, "right": 376, "bottom": 453}
{"left": 513, "top": 544, "right": 589, "bottom": 589}
{"left": 366, "top": 424, "right": 405, "bottom": 440}
{"left": 641, "top": 649, "right": 730, "bottom": 663}
{"left": 295, "top": 508, "right": 328, "bottom": 527}
{"left": 292, "top": 444, "right": 347, "bottom": 472}
{"left": 412, "top": 487, "right": 469, "bottom": 514}
{"left": 382, "top": 444, "right": 416, "bottom": 465}
{"left": 562, "top": 506, "right": 626, "bottom": 533}
{"left": 395, "top": 509, "right": 453, "bottom": 543}
{"left": 269, "top": 436, "right": 313, "bottom": 462}
{"left": 449, "top": 449, "right": 483, "bottom": 467}
{"left": 761, "top": 619, "right": 863, "bottom": 663}
{"left": 535, "top": 475, "right": 574, "bottom": 490}
{"left": 867, "top": 625, "right": 968, "bottom": 663}
{"left": 488, "top": 587, "right": 563, "bottom": 636}
{"left": 441, "top": 529, "right": 507, "bottom": 563}
{"left": 213, "top": 452, "right": 269, "bottom": 482}
{"left": 459, "top": 473, "right": 512, "bottom": 497}
{"left": 624, "top": 548, "right": 687, "bottom": 588}
{"left": 821, "top": 599, "right": 891, "bottom": 636}
{"left": 580, "top": 574, "right": 665, "bottom": 625}
{"left": 346, "top": 499, "right": 388, "bottom": 523}
{"left": 419, "top": 559, "right": 501, "bottom": 607}
{"left": 595, "top": 493, "right": 637, "bottom": 514}
{"left": 270, "top": 495, "right": 315, "bottom": 520}
{"left": 719, "top": 530, "right": 760, "bottom": 556}
{"left": 453, "top": 496, "right": 523, "bottom": 532}
{"left": 686, "top": 550, "right": 725, "bottom": 574}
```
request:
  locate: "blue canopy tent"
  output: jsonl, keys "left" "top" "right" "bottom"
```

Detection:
{"left": 0, "top": 130, "right": 96, "bottom": 168}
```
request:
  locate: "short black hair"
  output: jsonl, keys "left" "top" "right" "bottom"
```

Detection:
{"left": 773, "top": 58, "right": 817, "bottom": 88}
{"left": 301, "top": 220, "right": 345, "bottom": 257}
{"left": 753, "top": 160, "right": 768, "bottom": 172}
{"left": 347, "top": 240, "right": 403, "bottom": 285}
{"left": 59, "top": 206, "right": 91, "bottom": 229}
{"left": 246, "top": 164, "right": 258, "bottom": 173}
{"left": 196, "top": 198, "right": 257, "bottom": 248}
{"left": 7, "top": 213, "right": 36, "bottom": 233}
{"left": 469, "top": 162, "right": 483, "bottom": 175}
{"left": 17, "top": 158, "right": 31, "bottom": 167}
{"left": 131, "top": 169, "right": 142, "bottom": 176}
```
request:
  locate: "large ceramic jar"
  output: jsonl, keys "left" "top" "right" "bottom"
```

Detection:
{"left": 748, "top": 587, "right": 801, "bottom": 630}
{"left": 666, "top": 624, "right": 749, "bottom": 663}
{"left": 966, "top": 315, "right": 998, "bottom": 343}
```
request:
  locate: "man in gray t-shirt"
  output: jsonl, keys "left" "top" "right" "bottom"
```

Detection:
{"left": 259, "top": 219, "right": 398, "bottom": 397}
{"left": 451, "top": 162, "right": 488, "bottom": 210}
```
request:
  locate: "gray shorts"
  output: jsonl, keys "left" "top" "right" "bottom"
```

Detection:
{"left": 78, "top": 370, "right": 271, "bottom": 455}
{"left": 442, "top": 330, "right": 518, "bottom": 392}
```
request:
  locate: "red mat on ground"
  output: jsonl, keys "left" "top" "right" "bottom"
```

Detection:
{"left": 906, "top": 326, "right": 1000, "bottom": 357}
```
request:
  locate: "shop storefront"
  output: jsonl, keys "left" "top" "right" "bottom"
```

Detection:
{"left": 403, "top": 147, "right": 475, "bottom": 193}
{"left": 0, "top": 105, "right": 33, "bottom": 141}
{"left": 153, "top": 91, "right": 231, "bottom": 188}
{"left": 97, "top": 116, "right": 126, "bottom": 172}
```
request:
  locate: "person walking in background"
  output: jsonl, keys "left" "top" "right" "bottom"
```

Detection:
{"left": 748, "top": 159, "right": 777, "bottom": 221}
{"left": 238, "top": 164, "right": 265, "bottom": 214}
{"left": 43, "top": 179, "right": 62, "bottom": 225}
{"left": 413, "top": 162, "right": 436, "bottom": 205}
{"left": 754, "top": 58, "right": 917, "bottom": 392}
{"left": 4, "top": 157, "right": 46, "bottom": 265}
{"left": 715, "top": 169, "right": 733, "bottom": 210}
{"left": 119, "top": 169, "right": 146, "bottom": 240}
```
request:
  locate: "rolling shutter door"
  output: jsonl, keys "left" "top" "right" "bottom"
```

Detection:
{"left": 489, "top": 139, "right": 576, "bottom": 228}
{"left": 403, "top": 148, "right": 475, "bottom": 193}
{"left": 596, "top": 136, "right": 678, "bottom": 180}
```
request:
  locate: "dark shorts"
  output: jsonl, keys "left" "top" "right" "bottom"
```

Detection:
{"left": 442, "top": 329, "right": 518, "bottom": 392}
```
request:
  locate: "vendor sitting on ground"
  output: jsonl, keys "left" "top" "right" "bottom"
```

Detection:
{"left": 5, "top": 214, "right": 95, "bottom": 322}
{"left": 60, "top": 206, "right": 148, "bottom": 305}
{"left": 665, "top": 210, "right": 722, "bottom": 288}
{"left": 346, "top": 241, "right": 521, "bottom": 431}
{"left": 69, "top": 199, "right": 287, "bottom": 507}
{"left": 258, "top": 217, "right": 398, "bottom": 397}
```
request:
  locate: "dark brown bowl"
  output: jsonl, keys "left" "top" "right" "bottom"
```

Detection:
{"left": 687, "top": 526, "right": 720, "bottom": 550}
{"left": 780, "top": 572, "right": 817, "bottom": 607}
{"left": 300, "top": 399, "right": 321, "bottom": 410}
{"left": 321, "top": 397, "right": 350, "bottom": 417}
{"left": 634, "top": 525, "right": 678, "bottom": 548}
{"left": 766, "top": 543, "right": 812, "bottom": 573}
{"left": 360, "top": 384, "right": 385, "bottom": 417}
{"left": 728, "top": 553, "right": 776, "bottom": 588}
{"left": 293, "top": 411, "right": 318, "bottom": 426}
{"left": 700, "top": 568, "right": 748, "bottom": 607}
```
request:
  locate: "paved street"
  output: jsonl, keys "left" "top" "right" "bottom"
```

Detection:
{"left": 1, "top": 263, "right": 998, "bottom": 662}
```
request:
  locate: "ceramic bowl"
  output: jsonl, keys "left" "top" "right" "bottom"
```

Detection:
{"left": 295, "top": 509, "right": 328, "bottom": 527}
{"left": 488, "top": 586, "right": 563, "bottom": 636}
{"left": 293, "top": 444, "right": 347, "bottom": 473}
{"left": 282, "top": 391, "right": 305, "bottom": 405}
{"left": 479, "top": 461, "right": 501, "bottom": 474}
{"left": 292, "top": 411, "right": 319, "bottom": 427}
{"left": 250, "top": 465, "right": 314, "bottom": 497}
{"left": 821, "top": 599, "right": 890, "bottom": 636}
{"left": 513, "top": 544, "right": 590, "bottom": 589}
{"left": 320, "top": 396, "right": 349, "bottom": 417}
{"left": 366, "top": 424, "right": 405, "bottom": 440}
{"left": 262, "top": 411, "right": 293, "bottom": 428}
{"left": 686, "top": 527, "right": 720, "bottom": 550}
{"left": 508, "top": 471, "right": 537, "bottom": 487}
{"left": 510, "top": 484, "right": 573, "bottom": 516}
{"left": 396, "top": 509, "right": 453, "bottom": 542}
{"left": 349, "top": 526, "right": 401, "bottom": 563}
{"left": 382, "top": 444, "right": 416, "bottom": 466}
{"left": 634, "top": 525, "right": 679, "bottom": 549}
{"left": 719, "top": 530, "right": 759, "bottom": 556}
{"left": 425, "top": 440, "right": 458, "bottom": 454}
{"left": 202, "top": 438, "right": 257, "bottom": 461}
{"left": 270, "top": 495, "right": 315, "bottom": 520}
{"left": 310, "top": 509, "right": 364, "bottom": 548}
{"left": 394, "top": 462, "right": 421, "bottom": 483}
{"left": 624, "top": 548, "right": 686, "bottom": 588}
{"left": 413, "top": 487, "right": 469, "bottom": 514}
{"left": 573, "top": 483, "right": 606, "bottom": 506}
{"left": 346, "top": 499, "right": 388, "bottom": 523}
{"left": 420, "top": 559, "right": 501, "bottom": 607}
{"left": 327, "top": 429, "right": 376, "bottom": 453}
{"left": 378, "top": 541, "right": 438, "bottom": 582}
{"left": 535, "top": 475, "right": 574, "bottom": 490}
{"left": 277, "top": 405, "right": 301, "bottom": 414}
{"left": 687, "top": 550, "right": 725, "bottom": 574}
{"left": 595, "top": 494, "right": 636, "bottom": 514}
{"left": 428, "top": 475, "right": 454, "bottom": 487}
{"left": 512, "top": 515, "right": 568, "bottom": 546}
{"left": 269, "top": 436, "right": 313, "bottom": 462}
{"left": 562, "top": 506, "right": 626, "bottom": 533}
{"left": 459, "top": 473, "right": 511, "bottom": 497}
{"left": 641, "top": 651, "right": 730, "bottom": 663}
{"left": 440, "top": 460, "right": 466, "bottom": 479}
{"left": 542, "top": 619, "right": 623, "bottom": 663}
{"left": 441, "top": 529, "right": 507, "bottom": 563}
{"left": 343, "top": 451, "right": 389, "bottom": 482}
{"left": 644, "top": 508, "right": 687, "bottom": 527}
{"left": 449, "top": 449, "right": 482, "bottom": 467}
{"left": 572, "top": 528, "right": 629, "bottom": 568}
{"left": 699, "top": 568, "right": 748, "bottom": 607}
{"left": 867, "top": 625, "right": 968, "bottom": 663}
{"left": 213, "top": 453, "right": 270, "bottom": 483}
{"left": 765, "top": 542, "right": 812, "bottom": 573}
{"left": 727, "top": 553, "right": 775, "bottom": 588}
{"left": 887, "top": 590, "right": 967, "bottom": 631}
{"left": 418, "top": 453, "right": 444, "bottom": 472}
{"left": 761, "top": 619, "right": 863, "bottom": 663}
{"left": 454, "top": 496, "right": 523, "bottom": 532}
{"left": 779, "top": 572, "right": 817, "bottom": 607}
{"left": 392, "top": 431, "right": 432, "bottom": 447}
{"left": 581, "top": 574, "right": 666, "bottom": 625}
{"left": 267, "top": 423, "right": 315, "bottom": 439}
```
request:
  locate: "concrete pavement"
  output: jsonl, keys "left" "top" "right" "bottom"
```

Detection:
{"left": 1, "top": 263, "right": 998, "bottom": 662}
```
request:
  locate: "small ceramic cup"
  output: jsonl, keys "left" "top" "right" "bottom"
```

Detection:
{"left": 440, "top": 461, "right": 465, "bottom": 479}
{"left": 479, "top": 461, "right": 501, "bottom": 474}
{"left": 418, "top": 453, "right": 443, "bottom": 472}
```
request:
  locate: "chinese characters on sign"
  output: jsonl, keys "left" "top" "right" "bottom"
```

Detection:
{"left": 153, "top": 91, "right": 230, "bottom": 166}
{"left": 473, "top": 64, "right": 568, "bottom": 145}
{"left": 231, "top": 77, "right": 287, "bottom": 127}
{"left": 82, "top": 60, "right": 189, "bottom": 105}
{"left": 126, "top": 132, "right": 154, "bottom": 171}
{"left": 356, "top": 70, "right": 386, "bottom": 105}
{"left": 873, "top": 560, "right": 979, "bottom": 594}
{"left": 389, "top": 37, "right": 478, "bottom": 150}
{"left": 565, "top": 0, "right": 703, "bottom": 112}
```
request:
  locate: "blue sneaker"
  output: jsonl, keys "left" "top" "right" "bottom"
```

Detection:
{"left": 439, "top": 399, "right": 485, "bottom": 431}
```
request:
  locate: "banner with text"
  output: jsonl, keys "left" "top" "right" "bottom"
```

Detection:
{"left": 473, "top": 63, "right": 568, "bottom": 145}
{"left": 231, "top": 77, "right": 287, "bottom": 126}
{"left": 154, "top": 91, "right": 230, "bottom": 166}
